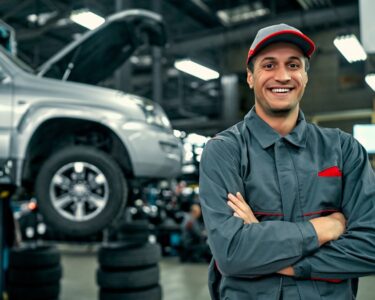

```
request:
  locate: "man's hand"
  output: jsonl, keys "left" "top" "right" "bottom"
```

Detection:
{"left": 277, "top": 212, "right": 346, "bottom": 277}
{"left": 277, "top": 266, "right": 295, "bottom": 276}
{"left": 309, "top": 212, "right": 346, "bottom": 246}
{"left": 227, "top": 192, "right": 259, "bottom": 224}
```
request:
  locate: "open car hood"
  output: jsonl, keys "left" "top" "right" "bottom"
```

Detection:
{"left": 37, "top": 9, "right": 166, "bottom": 85}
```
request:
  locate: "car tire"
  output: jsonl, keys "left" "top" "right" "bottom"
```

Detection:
{"left": 99, "top": 284, "right": 162, "bottom": 300}
{"left": 8, "top": 283, "right": 60, "bottom": 300}
{"left": 115, "top": 220, "right": 151, "bottom": 244}
{"left": 35, "top": 146, "right": 128, "bottom": 237}
{"left": 117, "top": 231, "right": 150, "bottom": 244}
{"left": 97, "top": 265, "right": 159, "bottom": 289}
{"left": 98, "top": 242, "right": 161, "bottom": 268}
{"left": 8, "top": 265, "right": 62, "bottom": 285}
{"left": 8, "top": 244, "right": 62, "bottom": 300}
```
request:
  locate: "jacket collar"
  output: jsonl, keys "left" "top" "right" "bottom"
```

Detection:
{"left": 244, "top": 106, "right": 307, "bottom": 149}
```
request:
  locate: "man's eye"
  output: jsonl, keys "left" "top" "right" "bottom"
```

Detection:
{"left": 289, "top": 63, "right": 300, "bottom": 69}
{"left": 263, "top": 63, "right": 274, "bottom": 69}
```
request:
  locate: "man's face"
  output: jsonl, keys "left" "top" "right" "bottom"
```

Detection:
{"left": 247, "top": 42, "right": 308, "bottom": 117}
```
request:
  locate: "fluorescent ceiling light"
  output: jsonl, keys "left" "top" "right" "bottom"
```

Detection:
{"left": 174, "top": 59, "right": 219, "bottom": 81}
{"left": 217, "top": 2, "right": 269, "bottom": 25}
{"left": 333, "top": 34, "right": 367, "bottom": 63}
{"left": 70, "top": 10, "right": 104, "bottom": 30}
{"left": 27, "top": 11, "right": 58, "bottom": 26}
{"left": 365, "top": 73, "right": 375, "bottom": 91}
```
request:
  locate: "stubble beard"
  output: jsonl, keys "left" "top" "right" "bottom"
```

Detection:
{"left": 268, "top": 106, "right": 294, "bottom": 117}
{"left": 259, "top": 93, "right": 303, "bottom": 118}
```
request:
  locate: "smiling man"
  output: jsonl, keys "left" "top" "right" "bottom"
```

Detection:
{"left": 199, "top": 24, "right": 375, "bottom": 300}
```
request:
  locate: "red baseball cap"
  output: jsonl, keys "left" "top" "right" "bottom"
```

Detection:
{"left": 246, "top": 23, "right": 316, "bottom": 65}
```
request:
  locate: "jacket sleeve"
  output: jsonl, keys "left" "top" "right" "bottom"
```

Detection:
{"left": 293, "top": 132, "right": 375, "bottom": 280}
{"left": 199, "top": 137, "right": 319, "bottom": 277}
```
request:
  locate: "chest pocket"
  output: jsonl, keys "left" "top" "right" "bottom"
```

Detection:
{"left": 299, "top": 163, "right": 343, "bottom": 215}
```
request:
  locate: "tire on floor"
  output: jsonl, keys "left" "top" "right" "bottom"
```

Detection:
{"left": 8, "top": 265, "right": 62, "bottom": 285}
{"left": 97, "top": 265, "right": 159, "bottom": 289}
{"left": 7, "top": 243, "right": 62, "bottom": 300}
{"left": 9, "top": 244, "right": 60, "bottom": 269}
{"left": 98, "top": 242, "right": 161, "bottom": 268}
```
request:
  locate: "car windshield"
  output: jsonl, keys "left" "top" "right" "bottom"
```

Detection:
{"left": 0, "top": 46, "right": 35, "bottom": 74}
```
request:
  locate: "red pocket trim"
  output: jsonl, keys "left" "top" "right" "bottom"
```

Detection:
{"left": 318, "top": 166, "right": 342, "bottom": 177}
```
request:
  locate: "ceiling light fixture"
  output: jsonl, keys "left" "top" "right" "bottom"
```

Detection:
{"left": 70, "top": 9, "right": 105, "bottom": 30}
{"left": 174, "top": 59, "right": 219, "bottom": 81}
{"left": 333, "top": 34, "right": 367, "bottom": 63}
{"left": 216, "top": 3, "right": 269, "bottom": 25}
{"left": 365, "top": 73, "right": 375, "bottom": 91}
{"left": 27, "top": 12, "right": 58, "bottom": 26}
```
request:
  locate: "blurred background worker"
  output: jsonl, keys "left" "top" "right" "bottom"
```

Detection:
{"left": 180, "top": 203, "right": 211, "bottom": 263}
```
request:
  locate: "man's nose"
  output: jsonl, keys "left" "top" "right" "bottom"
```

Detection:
{"left": 274, "top": 67, "right": 291, "bottom": 82}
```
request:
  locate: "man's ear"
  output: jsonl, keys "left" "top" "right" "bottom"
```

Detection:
{"left": 247, "top": 69, "right": 254, "bottom": 89}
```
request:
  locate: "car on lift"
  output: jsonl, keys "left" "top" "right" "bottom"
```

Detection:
{"left": 0, "top": 10, "right": 182, "bottom": 237}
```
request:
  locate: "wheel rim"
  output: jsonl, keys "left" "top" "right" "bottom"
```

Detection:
{"left": 49, "top": 162, "right": 109, "bottom": 222}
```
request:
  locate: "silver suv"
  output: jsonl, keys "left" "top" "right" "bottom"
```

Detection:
{"left": 0, "top": 10, "right": 182, "bottom": 237}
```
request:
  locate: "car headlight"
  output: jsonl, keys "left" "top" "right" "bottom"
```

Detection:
{"left": 143, "top": 103, "right": 172, "bottom": 130}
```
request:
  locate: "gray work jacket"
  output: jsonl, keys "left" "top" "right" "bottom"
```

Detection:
{"left": 199, "top": 107, "right": 375, "bottom": 300}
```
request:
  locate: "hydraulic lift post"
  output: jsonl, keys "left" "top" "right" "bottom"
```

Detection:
{"left": 0, "top": 183, "right": 15, "bottom": 300}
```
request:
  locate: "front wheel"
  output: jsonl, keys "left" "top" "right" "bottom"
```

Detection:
{"left": 35, "top": 146, "right": 128, "bottom": 237}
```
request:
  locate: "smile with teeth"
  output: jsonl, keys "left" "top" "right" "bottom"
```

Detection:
{"left": 270, "top": 88, "right": 293, "bottom": 93}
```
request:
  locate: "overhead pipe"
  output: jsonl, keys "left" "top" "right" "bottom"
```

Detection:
{"left": 169, "top": 4, "right": 358, "bottom": 55}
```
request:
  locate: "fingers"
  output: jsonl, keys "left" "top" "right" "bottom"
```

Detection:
{"left": 277, "top": 266, "right": 295, "bottom": 276}
{"left": 236, "top": 192, "right": 246, "bottom": 203}
{"left": 236, "top": 192, "right": 255, "bottom": 214}
{"left": 228, "top": 193, "right": 250, "bottom": 212}
{"left": 327, "top": 212, "right": 346, "bottom": 227}
{"left": 227, "top": 192, "right": 259, "bottom": 224}
{"left": 229, "top": 201, "right": 250, "bottom": 224}
{"left": 227, "top": 200, "right": 245, "bottom": 217}
{"left": 228, "top": 193, "right": 256, "bottom": 217}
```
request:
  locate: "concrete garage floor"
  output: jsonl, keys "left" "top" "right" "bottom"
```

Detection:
{"left": 59, "top": 244, "right": 209, "bottom": 300}
{"left": 59, "top": 244, "right": 374, "bottom": 300}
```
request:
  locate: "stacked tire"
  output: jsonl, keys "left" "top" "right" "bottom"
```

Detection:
{"left": 112, "top": 219, "right": 151, "bottom": 245}
{"left": 97, "top": 242, "right": 162, "bottom": 300}
{"left": 7, "top": 244, "right": 62, "bottom": 300}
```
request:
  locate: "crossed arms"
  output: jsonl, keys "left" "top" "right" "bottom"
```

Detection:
{"left": 227, "top": 192, "right": 346, "bottom": 276}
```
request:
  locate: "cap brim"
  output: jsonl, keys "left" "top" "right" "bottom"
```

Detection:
{"left": 247, "top": 30, "right": 315, "bottom": 64}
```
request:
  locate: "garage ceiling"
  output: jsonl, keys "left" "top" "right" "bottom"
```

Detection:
{"left": 0, "top": 0, "right": 372, "bottom": 135}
